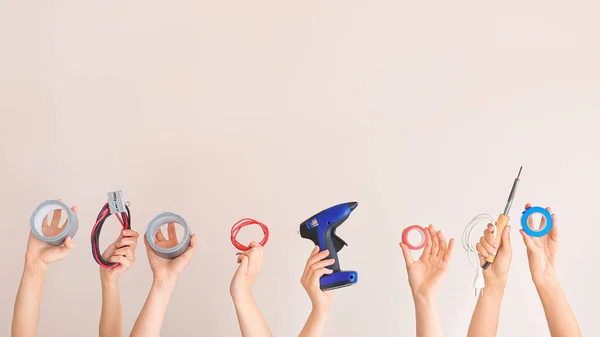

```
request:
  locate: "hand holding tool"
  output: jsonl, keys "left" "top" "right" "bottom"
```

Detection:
{"left": 481, "top": 166, "right": 522, "bottom": 270}
{"left": 299, "top": 202, "right": 358, "bottom": 291}
{"left": 91, "top": 191, "right": 131, "bottom": 269}
{"left": 462, "top": 167, "right": 522, "bottom": 296}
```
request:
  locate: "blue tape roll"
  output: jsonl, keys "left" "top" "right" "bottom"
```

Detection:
{"left": 521, "top": 206, "right": 553, "bottom": 237}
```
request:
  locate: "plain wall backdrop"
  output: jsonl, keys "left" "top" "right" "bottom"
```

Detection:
{"left": 1, "top": 1, "right": 599, "bottom": 336}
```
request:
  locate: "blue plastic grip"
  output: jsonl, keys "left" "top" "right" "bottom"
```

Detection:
{"left": 521, "top": 206, "right": 553, "bottom": 237}
{"left": 320, "top": 271, "right": 358, "bottom": 291}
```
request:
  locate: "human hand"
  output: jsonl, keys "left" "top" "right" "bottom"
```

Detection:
{"left": 230, "top": 241, "right": 265, "bottom": 299}
{"left": 300, "top": 246, "right": 334, "bottom": 313}
{"left": 520, "top": 204, "right": 558, "bottom": 283}
{"left": 100, "top": 229, "right": 139, "bottom": 283}
{"left": 400, "top": 225, "right": 455, "bottom": 300}
{"left": 475, "top": 222, "right": 512, "bottom": 286}
{"left": 144, "top": 223, "right": 197, "bottom": 283}
{"left": 25, "top": 199, "right": 77, "bottom": 269}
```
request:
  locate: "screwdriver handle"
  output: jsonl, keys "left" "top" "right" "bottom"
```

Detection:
{"left": 485, "top": 214, "right": 509, "bottom": 263}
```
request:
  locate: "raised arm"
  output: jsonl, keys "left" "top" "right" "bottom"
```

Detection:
{"left": 298, "top": 246, "right": 334, "bottom": 337}
{"left": 99, "top": 230, "right": 139, "bottom": 337}
{"left": 520, "top": 204, "right": 581, "bottom": 337}
{"left": 230, "top": 241, "right": 272, "bottom": 337}
{"left": 12, "top": 202, "right": 77, "bottom": 337}
{"left": 467, "top": 223, "right": 512, "bottom": 337}
{"left": 400, "top": 225, "right": 455, "bottom": 337}
{"left": 130, "top": 223, "right": 196, "bottom": 337}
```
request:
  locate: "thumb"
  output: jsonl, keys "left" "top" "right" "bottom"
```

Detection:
{"left": 235, "top": 255, "right": 249, "bottom": 276}
{"left": 399, "top": 242, "right": 415, "bottom": 268}
{"left": 520, "top": 229, "right": 536, "bottom": 251}
{"left": 143, "top": 233, "right": 150, "bottom": 249}
{"left": 56, "top": 236, "right": 74, "bottom": 259}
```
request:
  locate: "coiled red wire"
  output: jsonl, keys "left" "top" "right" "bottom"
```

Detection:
{"left": 230, "top": 218, "right": 269, "bottom": 251}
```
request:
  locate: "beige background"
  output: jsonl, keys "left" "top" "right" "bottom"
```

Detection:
{"left": 1, "top": 1, "right": 599, "bottom": 336}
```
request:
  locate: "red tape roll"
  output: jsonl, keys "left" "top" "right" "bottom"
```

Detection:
{"left": 230, "top": 218, "right": 269, "bottom": 251}
{"left": 402, "top": 225, "right": 427, "bottom": 250}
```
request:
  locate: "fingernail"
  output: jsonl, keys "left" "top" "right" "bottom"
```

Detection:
{"left": 493, "top": 243, "right": 499, "bottom": 248}
{"left": 492, "top": 251, "right": 497, "bottom": 255}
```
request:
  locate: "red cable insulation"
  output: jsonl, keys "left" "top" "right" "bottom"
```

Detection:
{"left": 230, "top": 218, "right": 269, "bottom": 251}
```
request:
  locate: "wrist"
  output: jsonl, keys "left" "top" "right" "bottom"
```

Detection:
{"left": 152, "top": 269, "right": 178, "bottom": 284}
{"left": 152, "top": 276, "right": 177, "bottom": 290}
{"left": 310, "top": 300, "right": 331, "bottom": 315}
{"left": 100, "top": 273, "right": 119, "bottom": 287}
{"left": 533, "top": 274, "right": 559, "bottom": 293}
{"left": 230, "top": 286, "right": 253, "bottom": 301}
{"left": 412, "top": 293, "right": 436, "bottom": 306}
{"left": 483, "top": 272, "right": 508, "bottom": 289}
{"left": 309, "top": 305, "right": 330, "bottom": 321}
{"left": 486, "top": 277, "right": 507, "bottom": 290}
{"left": 24, "top": 259, "right": 48, "bottom": 276}
{"left": 531, "top": 269, "right": 557, "bottom": 284}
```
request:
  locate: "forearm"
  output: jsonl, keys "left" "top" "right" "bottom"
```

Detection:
{"left": 12, "top": 261, "right": 47, "bottom": 337}
{"left": 534, "top": 276, "right": 581, "bottom": 337}
{"left": 232, "top": 292, "right": 272, "bottom": 337}
{"left": 298, "top": 307, "right": 328, "bottom": 337}
{"left": 100, "top": 278, "right": 122, "bottom": 337}
{"left": 130, "top": 278, "right": 175, "bottom": 337}
{"left": 413, "top": 295, "right": 443, "bottom": 337}
{"left": 467, "top": 280, "right": 506, "bottom": 337}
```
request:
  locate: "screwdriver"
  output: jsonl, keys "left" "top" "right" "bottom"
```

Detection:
{"left": 482, "top": 166, "right": 522, "bottom": 270}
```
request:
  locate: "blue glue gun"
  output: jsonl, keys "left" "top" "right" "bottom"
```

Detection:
{"left": 299, "top": 202, "right": 358, "bottom": 291}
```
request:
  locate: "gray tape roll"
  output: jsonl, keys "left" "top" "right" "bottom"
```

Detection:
{"left": 146, "top": 212, "right": 191, "bottom": 259}
{"left": 30, "top": 200, "right": 79, "bottom": 246}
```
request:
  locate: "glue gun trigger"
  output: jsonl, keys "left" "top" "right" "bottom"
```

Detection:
{"left": 332, "top": 233, "right": 347, "bottom": 252}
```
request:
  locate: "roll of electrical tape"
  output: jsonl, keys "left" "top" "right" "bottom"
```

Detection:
{"left": 402, "top": 225, "right": 427, "bottom": 250}
{"left": 521, "top": 206, "right": 553, "bottom": 237}
{"left": 146, "top": 212, "right": 191, "bottom": 259}
{"left": 30, "top": 200, "right": 78, "bottom": 246}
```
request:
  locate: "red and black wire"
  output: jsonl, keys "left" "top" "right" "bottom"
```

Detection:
{"left": 90, "top": 202, "right": 131, "bottom": 268}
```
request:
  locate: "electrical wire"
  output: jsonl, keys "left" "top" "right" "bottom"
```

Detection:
{"left": 230, "top": 218, "right": 269, "bottom": 251}
{"left": 90, "top": 202, "right": 131, "bottom": 269}
{"left": 462, "top": 213, "right": 496, "bottom": 296}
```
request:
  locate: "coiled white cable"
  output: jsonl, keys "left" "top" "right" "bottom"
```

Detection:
{"left": 462, "top": 214, "right": 497, "bottom": 296}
